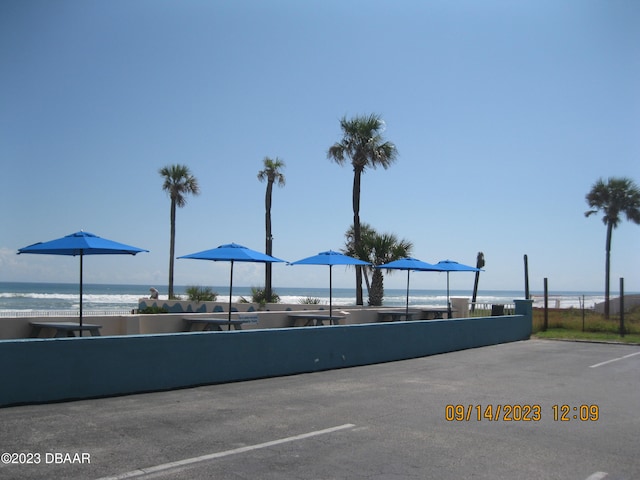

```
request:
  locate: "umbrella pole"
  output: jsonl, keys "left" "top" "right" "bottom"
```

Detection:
{"left": 79, "top": 253, "right": 83, "bottom": 336}
{"left": 329, "top": 265, "right": 333, "bottom": 319}
{"left": 405, "top": 270, "right": 410, "bottom": 317}
{"left": 447, "top": 272, "right": 451, "bottom": 318}
{"left": 228, "top": 261, "right": 234, "bottom": 328}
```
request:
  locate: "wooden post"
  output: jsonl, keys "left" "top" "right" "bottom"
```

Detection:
{"left": 524, "top": 254, "right": 530, "bottom": 300}
{"left": 543, "top": 278, "right": 548, "bottom": 332}
{"left": 620, "top": 277, "right": 625, "bottom": 337}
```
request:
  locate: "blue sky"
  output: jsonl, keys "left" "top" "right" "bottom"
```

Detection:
{"left": 1, "top": 0, "right": 639, "bottom": 294}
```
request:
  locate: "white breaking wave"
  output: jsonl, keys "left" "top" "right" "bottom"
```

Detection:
{"left": 0, "top": 292, "right": 141, "bottom": 304}
{"left": 0, "top": 282, "right": 615, "bottom": 312}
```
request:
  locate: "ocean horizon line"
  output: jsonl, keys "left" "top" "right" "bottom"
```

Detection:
{"left": 1, "top": 280, "right": 634, "bottom": 313}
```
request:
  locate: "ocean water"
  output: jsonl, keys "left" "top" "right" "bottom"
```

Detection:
{"left": 0, "top": 282, "right": 611, "bottom": 314}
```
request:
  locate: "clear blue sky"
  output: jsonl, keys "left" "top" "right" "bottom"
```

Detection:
{"left": 1, "top": 0, "right": 639, "bottom": 294}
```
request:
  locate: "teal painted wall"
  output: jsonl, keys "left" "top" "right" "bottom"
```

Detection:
{"left": 0, "top": 301, "right": 532, "bottom": 406}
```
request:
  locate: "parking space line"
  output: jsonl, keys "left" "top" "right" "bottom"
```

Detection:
{"left": 95, "top": 423, "right": 356, "bottom": 480}
{"left": 589, "top": 351, "right": 640, "bottom": 368}
{"left": 584, "top": 472, "right": 607, "bottom": 480}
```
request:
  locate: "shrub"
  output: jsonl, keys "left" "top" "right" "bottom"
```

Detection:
{"left": 185, "top": 286, "right": 217, "bottom": 303}
{"left": 139, "top": 306, "right": 168, "bottom": 314}
{"left": 299, "top": 297, "right": 321, "bottom": 305}
{"left": 239, "top": 287, "right": 280, "bottom": 305}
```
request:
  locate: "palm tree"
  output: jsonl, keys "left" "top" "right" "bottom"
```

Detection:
{"left": 343, "top": 224, "right": 412, "bottom": 306}
{"left": 365, "top": 232, "right": 413, "bottom": 307}
{"left": 471, "top": 252, "right": 485, "bottom": 312}
{"left": 343, "top": 222, "right": 377, "bottom": 295}
{"left": 257, "top": 157, "right": 286, "bottom": 301}
{"left": 328, "top": 114, "right": 398, "bottom": 304}
{"left": 159, "top": 164, "right": 200, "bottom": 298}
{"left": 585, "top": 177, "right": 640, "bottom": 318}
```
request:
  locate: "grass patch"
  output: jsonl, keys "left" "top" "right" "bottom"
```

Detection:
{"left": 531, "top": 306, "right": 640, "bottom": 344}
{"left": 535, "top": 329, "right": 640, "bottom": 344}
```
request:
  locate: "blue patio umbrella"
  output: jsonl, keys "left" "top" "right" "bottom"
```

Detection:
{"left": 289, "top": 250, "right": 371, "bottom": 317}
{"left": 376, "top": 257, "right": 439, "bottom": 317}
{"left": 431, "top": 260, "right": 482, "bottom": 317}
{"left": 17, "top": 231, "right": 148, "bottom": 333}
{"left": 178, "top": 243, "right": 285, "bottom": 325}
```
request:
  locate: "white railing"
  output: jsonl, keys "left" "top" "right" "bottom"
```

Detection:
{"left": 469, "top": 303, "right": 515, "bottom": 317}
{"left": 0, "top": 310, "right": 132, "bottom": 318}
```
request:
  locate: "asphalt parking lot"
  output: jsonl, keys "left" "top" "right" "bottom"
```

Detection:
{"left": 1, "top": 339, "right": 639, "bottom": 480}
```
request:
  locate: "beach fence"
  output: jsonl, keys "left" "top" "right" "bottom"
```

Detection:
{"left": 529, "top": 291, "right": 640, "bottom": 335}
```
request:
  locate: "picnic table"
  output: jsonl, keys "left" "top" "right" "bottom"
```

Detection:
{"left": 419, "top": 307, "right": 456, "bottom": 319}
{"left": 377, "top": 310, "right": 417, "bottom": 322}
{"left": 287, "top": 313, "right": 345, "bottom": 327}
{"left": 183, "top": 318, "right": 250, "bottom": 332}
{"left": 30, "top": 322, "right": 102, "bottom": 338}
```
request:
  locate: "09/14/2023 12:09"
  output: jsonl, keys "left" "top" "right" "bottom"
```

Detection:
{"left": 444, "top": 404, "right": 599, "bottom": 422}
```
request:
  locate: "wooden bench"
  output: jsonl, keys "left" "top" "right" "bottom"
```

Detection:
{"left": 30, "top": 322, "right": 102, "bottom": 338}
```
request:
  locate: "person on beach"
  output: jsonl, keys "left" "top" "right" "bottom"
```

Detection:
{"left": 149, "top": 288, "right": 159, "bottom": 299}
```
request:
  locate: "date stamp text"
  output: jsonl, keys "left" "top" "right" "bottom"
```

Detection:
{"left": 445, "top": 404, "right": 599, "bottom": 422}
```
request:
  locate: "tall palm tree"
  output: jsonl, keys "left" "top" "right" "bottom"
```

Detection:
{"left": 328, "top": 114, "right": 398, "bottom": 304}
{"left": 343, "top": 224, "right": 412, "bottom": 306}
{"left": 585, "top": 177, "right": 640, "bottom": 318}
{"left": 257, "top": 157, "right": 286, "bottom": 301}
{"left": 159, "top": 164, "right": 200, "bottom": 298}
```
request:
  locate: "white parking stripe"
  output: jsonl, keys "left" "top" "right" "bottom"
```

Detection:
{"left": 584, "top": 472, "right": 608, "bottom": 480}
{"left": 95, "top": 423, "right": 356, "bottom": 480}
{"left": 589, "top": 351, "right": 640, "bottom": 368}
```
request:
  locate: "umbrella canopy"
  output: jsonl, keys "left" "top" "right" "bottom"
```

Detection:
{"left": 17, "top": 231, "right": 148, "bottom": 332}
{"left": 376, "top": 257, "right": 439, "bottom": 316}
{"left": 289, "top": 250, "right": 371, "bottom": 317}
{"left": 178, "top": 243, "right": 285, "bottom": 325}
{"left": 433, "top": 259, "right": 481, "bottom": 273}
{"left": 431, "top": 260, "right": 482, "bottom": 316}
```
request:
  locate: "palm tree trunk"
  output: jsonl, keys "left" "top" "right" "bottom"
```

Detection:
{"left": 168, "top": 198, "right": 176, "bottom": 299}
{"left": 369, "top": 269, "right": 384, "bottom": 306}
{"left": 604, "top": 222, "right": 613, "bottom": 319}
{"left": 363, "top": 267, "right": 371, "bottom": 296}
{"left": 471, "top": 252, "right": 484, "bottom": 312}
{"left": 265, "top": 182, "right": 273, "bottom": 300}
{"left": 353, "top": 168, "right": 363, "bottom": 305}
